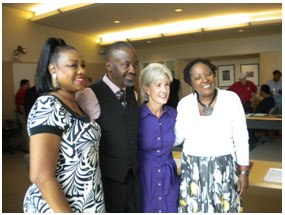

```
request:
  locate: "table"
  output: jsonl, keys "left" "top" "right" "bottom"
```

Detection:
{"left": 246, "top": 114, "right": 282, "bottom": 130}
{"left": 249, "top": 160, "right": 282, "bottom": 190}
{"left": 172, "top": 151, "right": 282, "bottom": 190}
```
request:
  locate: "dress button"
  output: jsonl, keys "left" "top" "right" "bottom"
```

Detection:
{"left": 158, "top": 210, "right": 162, "bottom": 213}
{"left": 158, "top": 169, "right": 161, "bottom": 172}
{"left": 158, "top": 183, "right": 161, "bottom": 186}
{"left": 159, "top": 197, "right": 162, "bottom": 200}
{"left": 157, "top": 137, "right": 160, "bottom": 140}
{"left": 157, "top": 150, "right": 160, "bottom": 153}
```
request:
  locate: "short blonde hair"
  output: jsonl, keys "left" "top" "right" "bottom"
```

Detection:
{"left": 139, "top": 63, "right": 173, "bottom": 102}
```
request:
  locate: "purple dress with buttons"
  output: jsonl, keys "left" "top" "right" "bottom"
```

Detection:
{"left": 138, "top": 103, "right": 179, "bottom": 213}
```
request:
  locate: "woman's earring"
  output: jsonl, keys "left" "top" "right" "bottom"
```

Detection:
{"left": 52, "top": 73, "right": 59, "bottom": 89}
{"left": 192, "top": 89, "right": 196, "bottom": 95}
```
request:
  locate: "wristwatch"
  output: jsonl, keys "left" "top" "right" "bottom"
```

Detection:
{"left": 240, "top": 170, "right": 250, "bottom": 176}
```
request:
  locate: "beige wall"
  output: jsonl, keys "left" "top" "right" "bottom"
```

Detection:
{"left": 260, "top": 52, "right": 282, "bottom": 85}
{"left": 2, "top": 6, "right": 107, "bottom": 120}
{"left": 2, "top": 5, "right": 282, "bottom": 120}
{"left": 136, "top": 34, "right": 282, "bottom": 98}
{"left": 3, "top": 6, "right": 104, "bottom": 63}
{"left": 136, "top": 33, "right": 281, "bottom": 61}
{"left": 2, "top": 62, "right": 15, "bottom": 120}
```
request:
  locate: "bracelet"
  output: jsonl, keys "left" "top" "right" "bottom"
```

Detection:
{"left": 240, "top": 170, "right": 250, "bottom": 176}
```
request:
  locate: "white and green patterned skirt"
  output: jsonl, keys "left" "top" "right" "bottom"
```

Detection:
{"left": 179, "top": 153, "right": 242, "bottom": 213}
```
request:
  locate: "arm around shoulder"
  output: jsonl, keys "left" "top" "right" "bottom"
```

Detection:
{"left": 174, "top": 98, "right": 188, "bottom": 146}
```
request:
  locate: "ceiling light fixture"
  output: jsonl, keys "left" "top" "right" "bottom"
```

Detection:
{"left": 98, "top": 9, "right": 281, "bottom": 45}
{"left": 201, "top": 14, "right": 250, "bottom": 31}
{"left": 175, "top": 9, "right": 183, "bottom": 12}
{"left": 250, "top": 10, "right": 282, "bottom": 26}
{"left": 30, "top": 3, "right": 93, "bottom": 21}
{"left": 114, "top": 20, "right": 120, "bottom": 24}
{"left": 128, "top": 34, "right": 162, "bottom": 42}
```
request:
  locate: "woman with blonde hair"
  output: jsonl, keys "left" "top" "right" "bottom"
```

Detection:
{"left": 138, "top": 63, "right": 179, "bottom": 213}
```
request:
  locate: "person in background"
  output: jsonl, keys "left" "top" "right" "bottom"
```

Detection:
{"left": 166, "top": 70, "right": 180, "bottom": 108}
{"left": 76, "top": 41, "right": 141, "bottom": 212}
{"left": 24, "top": 76, "right": 40, "bottom": 121}
{"left": 255, "top": 84, "right": 275, "bottom": 114}
{"left": 138, "top": 63, "right": 179, "bottom": 213}
{"left": 248, "top": 84, "right": 275, "bottom": 150}
{"left": 175, "top": 58, "right": 249, "bottom": 213}
{"left": 23, "top": 37, "right": 105, "bottom": 213}
{"left": 15, "top": 79, "right": 30, "bottom": 115}
{"left": 266, "top": 70, "right": 282, "bottom": 96}
{"left": 15, "top": 79, "right": 30, "bottom": 151}
{"left": 228, "top": 73, "right": 257, "bottom": 113}
{"left": 266, "top": 70, "right": 282, "bottom": 114}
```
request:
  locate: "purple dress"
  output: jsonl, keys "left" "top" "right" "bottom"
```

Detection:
{"left": 138, "top": 103, "right": 179, "bottom": 213}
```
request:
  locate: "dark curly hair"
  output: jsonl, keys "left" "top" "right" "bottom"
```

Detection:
{"left": 183, "top": 58, "right": 216, "bottom": 86}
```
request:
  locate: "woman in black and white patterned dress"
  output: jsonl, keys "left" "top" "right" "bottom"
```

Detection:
{"left": 23, "top": 38, "right": 105, "bottom": 213}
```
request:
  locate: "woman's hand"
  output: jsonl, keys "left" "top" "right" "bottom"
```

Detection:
{"left": 238, "top": 174, "right": 249, "bottom": 197}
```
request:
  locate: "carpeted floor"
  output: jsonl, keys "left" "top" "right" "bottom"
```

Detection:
{"left": 2, "top": 150, "right": 30, "bottom": 213}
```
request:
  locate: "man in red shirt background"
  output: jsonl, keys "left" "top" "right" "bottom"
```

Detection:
{"left": 228, "top": 73, "right": 257, "bottom": 113}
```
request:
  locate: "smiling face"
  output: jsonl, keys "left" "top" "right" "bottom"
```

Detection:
{"left": 49, "top": 49, "right": 87, "bottom": 93}
{"left": 145, "top": 74, "right": 170, "bottom": 106}
{"left": 106, "top": 47, "right": 138, "bottom": 88}
{"left": 190, "top": 62, "right": 216, "bottom": 98}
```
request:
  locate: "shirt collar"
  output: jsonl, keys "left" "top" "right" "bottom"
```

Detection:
{"left": 103, "top": 74, "right": 126, "bottom": 93}
{"left": 139, "top": 102, "right": 170, "bottom": 119}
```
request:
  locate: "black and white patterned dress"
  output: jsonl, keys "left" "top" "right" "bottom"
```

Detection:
{"left": 23, "top": 95, "right": 105, "bottom": 213}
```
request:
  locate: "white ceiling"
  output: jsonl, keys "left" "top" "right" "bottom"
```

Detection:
{"left": 4, "top": 3, "right": 282, "bottom": 46}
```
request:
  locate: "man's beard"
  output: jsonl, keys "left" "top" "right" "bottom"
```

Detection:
{"left": 123, "top": 78, "right": 135, "bottom": 87}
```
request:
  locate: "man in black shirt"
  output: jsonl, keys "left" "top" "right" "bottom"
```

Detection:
{"left": 249, "top": 84, "right": 275, "bottom": 150}
{"left": 255, "top": 84, "right": 275, "bottom": 114}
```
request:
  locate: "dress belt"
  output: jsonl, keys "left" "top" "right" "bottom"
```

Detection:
{"left": 140, "top": 153, "right": 177, "bottom": 196}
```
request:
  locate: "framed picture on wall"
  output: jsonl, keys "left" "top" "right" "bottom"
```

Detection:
{"left": 241, "top": 63, "right": 259, "bottom": 85}
{"left": 217, "top": 64, "right": 235, "bottom": 87}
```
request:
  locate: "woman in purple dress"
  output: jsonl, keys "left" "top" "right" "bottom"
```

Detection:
{"left": 138, "top": 63, "right": 179, "bottom": 213}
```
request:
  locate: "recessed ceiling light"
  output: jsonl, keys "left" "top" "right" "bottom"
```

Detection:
{"left": 147, "top": 41, "right": 152, "bottom": 43}
{"left": 238, "top": 29, "right": 244, "bottom": 32}
{"left": 114, "top": 20, "right": 120, "bottom": 24}
{"left": 175, "top": 9, "right": 183, "bottom": 12}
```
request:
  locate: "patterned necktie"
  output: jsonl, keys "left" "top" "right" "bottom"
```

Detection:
{"left": 115, "top": 89, "right": 127, "bottom": 108}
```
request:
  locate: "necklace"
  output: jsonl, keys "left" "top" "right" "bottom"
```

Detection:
{"left": 196, "top": 89, "right": 217, "bottom": 116}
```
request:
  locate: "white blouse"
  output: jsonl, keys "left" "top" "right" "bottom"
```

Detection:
{"left": 175, "top": 89, "right": 249, "bottom": 166}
